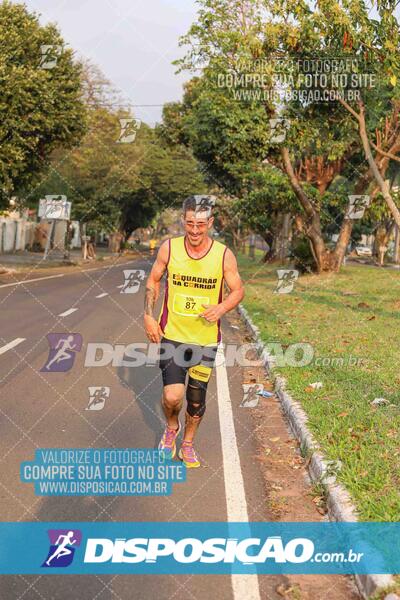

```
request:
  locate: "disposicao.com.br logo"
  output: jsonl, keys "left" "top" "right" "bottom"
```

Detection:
{"left": 42, "top": 532, "right": 356, "bottom": 569}
{"left": 81, "top": 535, "right": 364, "bottom": 569}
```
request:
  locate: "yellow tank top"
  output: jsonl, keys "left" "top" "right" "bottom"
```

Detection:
{"left": 159, "top": 236, "right": 227, "bottom": 346}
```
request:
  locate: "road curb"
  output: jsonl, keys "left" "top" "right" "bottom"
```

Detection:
{"left": 237, "top": 304, "right": 397, "bottom": 600}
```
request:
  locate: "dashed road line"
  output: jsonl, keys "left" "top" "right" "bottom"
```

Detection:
{"left": 58, "top": 308, "right": 78, "bottom": 317}
{"left": 0, "top": 338, "right": 26, "bottom": 356}
{"left": 95, "top": 293, "right": 109, "bottom": 298}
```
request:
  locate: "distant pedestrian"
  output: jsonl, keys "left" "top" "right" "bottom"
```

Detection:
{"left": 149, "top": 239, "right": 156, "bottom": 255}
{"left": 87, "top": 236, "right": 96, "bottom": 260}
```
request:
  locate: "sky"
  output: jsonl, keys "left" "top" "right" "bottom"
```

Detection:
{"left": 23, "top": 0, "right": 199, "bottom": 126}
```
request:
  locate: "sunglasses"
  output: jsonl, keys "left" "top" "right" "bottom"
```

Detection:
{"left": 184, "top": 220, "right": 209, "bottom": 230}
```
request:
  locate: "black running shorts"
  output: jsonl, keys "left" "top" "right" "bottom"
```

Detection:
{"left": 158, "top": 337, "right": 218, "bottom": 387}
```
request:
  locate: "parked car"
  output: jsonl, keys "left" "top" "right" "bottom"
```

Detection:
{"left": 355, "top": 245, "right": 373, "bottom": 257}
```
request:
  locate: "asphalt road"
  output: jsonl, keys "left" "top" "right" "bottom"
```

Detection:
{"left": 0, "top": 253, "right": 357, "bottom": 600}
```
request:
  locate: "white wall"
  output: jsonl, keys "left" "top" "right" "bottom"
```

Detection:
{"left": 0, "top": 217, "right": 36, "bottom": 253}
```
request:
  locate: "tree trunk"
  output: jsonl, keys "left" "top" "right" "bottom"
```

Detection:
{"left": 282, "top": 147, "right": 361, "bottom": 273}
{"left": 373, "top": 226, "right": 387, "bottom": 265}
{"left": 294, "top": 212, "right": 331, "bottom": 273}
{"left": 64, "top": 220, "right": 71, "bottom": 260}
{"left": 248, "top": 233, "right": 255, "bottom": 259}
{"left": 373, "top": 221, "right": 394, "bottom": 266}
{"left": 317, "top": 249, "right": 341, "bottom": 271}
{"left": 358, "top": 104, "right": 400, "bottom": 228}
{"left": 276, "top": 213, "right": 291, "bottom": 260}
{"left": 333, "top": 216, "right": 353, "bottom": 269}
{"left": 394, "top": 224, "right": 400, "bottom": 264}
{"left": 232, "top": 228, "right": 247, "bottom": 252}
{"left": 262, "top": 230, "right": 275, "bottom": 262}
{"left": 282, "top": 147, "right": 332, "bottom": 272}
{"left": 231, "top": 229, "right": 240, "bottom": 251}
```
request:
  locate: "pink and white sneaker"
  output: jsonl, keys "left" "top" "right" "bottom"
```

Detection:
{"left": 158, "top": 420, "right": 181, "bottom": 459}
{"left": 178, "top": 441, "right": 200, "bottom": 468}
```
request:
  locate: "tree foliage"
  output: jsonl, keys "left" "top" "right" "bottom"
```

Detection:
{"left": 167, "top": 0, "right": 400, "bottom": 271}
{"left": 31, "top": 61, "right": 207, "bottom": 237}
{"left": 0, "top": 1, "right": 86, "bottom": 209}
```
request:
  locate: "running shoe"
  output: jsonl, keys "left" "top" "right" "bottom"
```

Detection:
{"left": 178, "top": 441, "right": 200, "bottom": 468}
{"left": 158, "top": 420, "right": 181, "bottom": 459}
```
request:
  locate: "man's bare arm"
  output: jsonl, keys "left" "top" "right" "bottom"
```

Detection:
{"left": 220, "top": 248, "right": 244, "bottom": 312}
{"left": 200, "top": 248, "right": 244, "bottom": 322}
{"left": 144, "top": 286, "right": 157, "bottom": 318}
{"left": 144, "top": 241, "right": 169, "bottom": 341}
{"left": 144, "top": 240, "right": 169, "bottom": 315}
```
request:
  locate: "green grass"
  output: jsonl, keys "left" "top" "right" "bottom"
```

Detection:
{"left": 238, "top": 253, "right": 400, "bottom": 521}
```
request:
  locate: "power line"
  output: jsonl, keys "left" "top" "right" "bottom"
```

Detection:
{"left": 86, "top": 102, "right": 169, "bottom": 107}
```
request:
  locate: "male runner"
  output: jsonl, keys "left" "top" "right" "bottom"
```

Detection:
{"left": 144, "top": 196, "right": 244, "bottom": 468}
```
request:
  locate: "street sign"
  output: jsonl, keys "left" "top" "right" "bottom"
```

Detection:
{"left": 38, "top": 196, "right": 71, "bottom": 220}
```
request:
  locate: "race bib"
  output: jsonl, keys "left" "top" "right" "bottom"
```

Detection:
{"left": 172, "top": 293, "right": 209, "bottom": 317}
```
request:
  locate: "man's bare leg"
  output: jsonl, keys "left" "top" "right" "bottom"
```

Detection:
{"left": 158, "top": 383, "right": 185, "bottom": 459}
{"left": 179, "top": 376, "right": 208, "bottom": 467}
{"left": 183, "top": 412, "right": 203, "bottom": 443}
{"left": 180, "top": 390, "right": 204, "bottom": 468}
{"left": 161, "top": 383, "right": 185, "bottom": 429}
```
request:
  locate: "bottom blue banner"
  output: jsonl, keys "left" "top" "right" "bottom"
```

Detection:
{"left": 0, "top": 522, "right": 399, "bottom": 574}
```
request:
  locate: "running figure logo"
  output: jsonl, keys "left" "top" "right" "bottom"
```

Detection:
{"left": 41, "top": 333, "right": 83, "bottom": 372}
{"left": 240, "top": 383, "right": 264, "bottom": 408}
{"left": 275, "top": 269, "right": 299, "bottom": 294}
{"left": 269, "top": 118, "right": 290, "bottom": 144}
{"left": 86, "top": 386, "right": 110, "bottom": 410}
{"left": 117, "top": 118, "right": 141, "bottom": 143}
{"left": 121, "top": 269, "right": 146, "bottom": 294}
{"left": 347, "top": 195, "right": 370, "bottom": 220}
{"left": 42, "top": 529, "right": 82, "bottom": 568}
{"left": 39, "top": 45, "right": 62, "bottom": 69}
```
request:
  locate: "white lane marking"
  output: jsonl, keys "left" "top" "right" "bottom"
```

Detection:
{"left": 58, "top": 308, "right": 78, "bottom": 317}
{"left": 116, "top": 284, "right": 124, "bottom": 289}
{"left": 0, "top": 338, "right": 26, "bottom": 356}
{"left": 95, "top": 293, "right": 108, "bottom": 298}
{"left": 80, "top": 260, "right": 140, "bottom": 274}
{"left": 0, "top": 274, "right": 64, "bottom": 289}
{"left": 0, "top": 260, "right": 142, "bottom": 290}
{"left": 215, "top": 344, "right": 261, "bottom": 600}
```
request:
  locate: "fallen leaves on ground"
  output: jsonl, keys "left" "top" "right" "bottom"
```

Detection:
{"left": 358, "top": 301, "right": 370, "bottom": 309}
{"left": 276, "top": 583, "right": 294, "bottom": 597}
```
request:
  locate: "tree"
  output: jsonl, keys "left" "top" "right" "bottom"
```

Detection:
{"left": 0, "top": 1, "right": 86, "bottom": 209}
{"left": 270, "top": 0, "right": 400, "bottom": 229}
{"left": 119, "top": 131, "right": 207, "bottom": 240}
{"left": 32, "top": 61, "right": 207, "bottom": 243}
{"left": 32, "top": 106, "right": 144, "bottom": 232}
{"left": 31, "top": 60, "right": 146, "bottom": 233}
{"left": 172, "top": 0, "right": 398, "bottom": 272}
{"left": 235, "top": 167, "right": 296, "bottom": 261}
